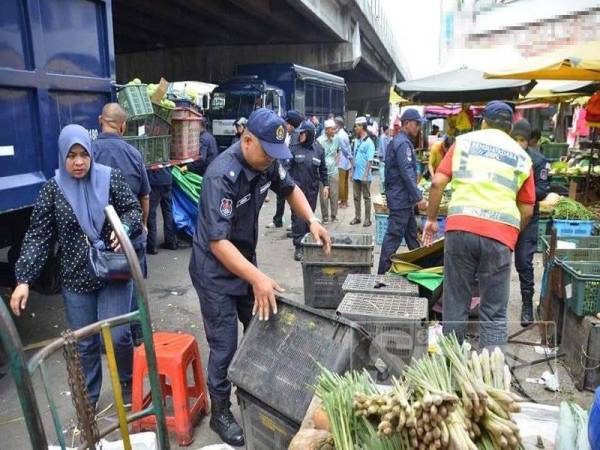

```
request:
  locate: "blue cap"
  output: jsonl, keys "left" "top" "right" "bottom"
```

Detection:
{"left": 482, "top": 101, "right": 513, "bottom": 125}
{"left": 400, "top": 108, "right": 424, "bottom": 123}
{"left": 247, "top": 108, "right": 292, "bottom": 159}
{"left": 284, "top": 110, "right": 303, "bottom": 128}
{"left": 296, "top": 119, "right": 315, "bottom": 133}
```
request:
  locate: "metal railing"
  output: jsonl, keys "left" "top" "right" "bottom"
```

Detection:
{"left": 0, "top": 205, "right": 170, "bottom": 449}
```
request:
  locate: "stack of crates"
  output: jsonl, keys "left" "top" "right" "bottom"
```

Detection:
{"left": 118, "top": 84, "right": 173, "bottom": 165}
{"left": 300, "top": 234, "right": 373, "bottom": 309}
{"left": 339, "top": 274, "right": 428, "bottom": 377}
{"left": 228, "top": 297, "right": 371, "bottom": 449}
{"left": 540, "top": 142, "right": 568, "bottom": 162}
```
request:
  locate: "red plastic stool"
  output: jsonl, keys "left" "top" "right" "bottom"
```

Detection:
{"left": 131, "top": 332, "right": 209, "bottom": 446}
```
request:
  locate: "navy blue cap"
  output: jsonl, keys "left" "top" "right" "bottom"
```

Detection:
{"left": 247, "top": 108, "right": 292, "bottom": 159}
{"left": 284, "top": 110, "right": 303, "bottom": 128}
{"left": 400, "top": 108, "right": 424, "bottom": 123}
{"left": 296, "top": 119, "right": 315, "bottom": 133}
{"left": 482, "top": 101, "right": 513, "bottom": 125}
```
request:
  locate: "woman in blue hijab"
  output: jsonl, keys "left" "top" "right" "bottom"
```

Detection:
{"left": 11, "top": 124, "right": 143, "bottom": 408}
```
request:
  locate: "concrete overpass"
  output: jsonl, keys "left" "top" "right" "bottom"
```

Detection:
{"left": 113, "top": 0, "right": 409, "bottom": 116}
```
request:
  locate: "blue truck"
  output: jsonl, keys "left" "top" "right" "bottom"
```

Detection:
{"left": 209, "top": 63, "right": 346, "bottom": 151}
{"left": 0, "top": 0, "right": 115, "bottom": 291}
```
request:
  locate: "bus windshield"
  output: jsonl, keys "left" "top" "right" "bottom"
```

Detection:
{"left": 210, "top": 91, "right": 260, "bottom": 119}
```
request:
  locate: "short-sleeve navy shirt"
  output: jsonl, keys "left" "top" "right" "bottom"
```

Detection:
{"left": 189, "top": 141, "right": 295, "bottom": 295}
{"left": 93, "top": 133, "right": 151, "bottom": 197}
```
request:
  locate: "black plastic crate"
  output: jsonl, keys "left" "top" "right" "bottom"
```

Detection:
{"left": 337, "top": 293, "right": 428, "bottom": 375}
{"left": 228, "top": 297, "right": 371, "bottom": 424}
{"left": 560, "top": 307, "right": 600, "bottom": 392}
{"left": 342, "top": 274, "right": 420, "bottom": 297}
{"left": 302, "top": 262, "right": 371, "bottom": 309}
{"left": 301, "top": 233, "right": 373, "bottom": 265}
{"left": 236, "top": 389, "right": 299, "bottom": 450}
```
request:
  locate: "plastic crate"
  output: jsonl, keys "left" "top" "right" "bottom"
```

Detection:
{"left": 561, "top": 262, "right": 600, "bottom": 316}
{"left": 123, "top": 135, "right": 171, "bottom": 165}
{"left": 541, "top": 235, "right": 600, "bottom": 266}
{"left": 342, "top": 274, "right": 420, "bottom": 297}
{"left": 541, "top": 142, "right": 568, "bottom": 160}
{"left": 152, "top": 102, "right": 174, "bottom": 124}
{"left": 536, "top": 219, "right": 551, "bottom": 252}
{"left": 236, "top": 389, "right": 299, "bottom": 450}
{"left": 375, "top": 213, "right": 388, "bottom": 245}
{"left": 117, "top": 84, "right": 153, "bottom": 120}
{"left": 337, "top": 293, "right": 428, "bottom": 374}
{"left": 560, "top": 308, "right": 600, "bottom": 392}
{"left": 126, "top": 114, "right": 171, "bottom": 137}
{"left": 552, "top": 219, "right": 595, "bottom": 237}
{"left": 302, "top": 262, "right": 371, "bottom": 308}
{"left": 419, "top": 215, "right": 446, "bottom": 240}
{"left": 228, "top": 297, "right": 371, "bottom": 424}
{"left": 301, "top": 233, "right": 373, "bottom": 265}
{"left": 170, "top": 111, "right": 202, "bottom": 160}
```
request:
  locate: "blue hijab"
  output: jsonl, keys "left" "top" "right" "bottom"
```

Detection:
{"left": 55, "top": 124, "right": 111, "bottom": 246}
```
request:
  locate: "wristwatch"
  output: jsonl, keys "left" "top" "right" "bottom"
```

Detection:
{"left": 308, "top": 217, "right": 321, "bottom": 225}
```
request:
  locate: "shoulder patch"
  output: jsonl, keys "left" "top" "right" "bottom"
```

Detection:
{"left": 219, "top": 198, "right": 233, "bottom": 218}
{"left": 540, "top": 168, "right": 549, "bottom": 180}
{"left": 406, "top": 147, "right": 412, "bottom": 161}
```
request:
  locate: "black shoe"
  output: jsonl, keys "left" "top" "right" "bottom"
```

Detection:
{"left": 521, "top": 298, "right": 534, "bottom": 327}
{"left": 121, "top": 381, "right": 132, "bottom": 406}
{"left": 176, "top": 241, "right": 191, "bottom": 249}
{"left": 350, "top": 218, "right": 361, "bottom": 225}
{"left": 131, "top": 325, "right": 144, "bottom": 347}
{"left": 146, "top": 248, "right": 158, "bottom": 255}
{"left": 363, "top": 219, "right": 372, "bottom": 227}
{"left": 286, "top": 231, "right": 293, "bottom": 238}
{"left": 159, "top": 243, "right": 177, "bottom": 250}
{"left": 322, "top": 217, "right": 329, "bottom": 224}
{"left": 294, "top": 248, "right": 303, "bottom": 261}
{"left": 209, "top": 399, "right": 245, "bottom": 447}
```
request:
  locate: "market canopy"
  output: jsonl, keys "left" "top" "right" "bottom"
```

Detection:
{"left": 550, "top": 81, "right": 599, "bottom": 95}
{"left": 484, "top": 42, "right": 600, "bottom": 81}
{"left": 395, "top": 68, "right": 535, "bottom": 104}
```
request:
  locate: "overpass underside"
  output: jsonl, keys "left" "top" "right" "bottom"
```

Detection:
{"left": 113, "top": 0, "right": 403, "bottom": 116}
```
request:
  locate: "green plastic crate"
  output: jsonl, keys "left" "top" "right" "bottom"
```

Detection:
{"left": 536, "top": 219, "right": 551, "bottom": 252}
{"left": 123, "top": 135, "right": 171, "bottom": 165}
{"left": 561, "top": 262, "right": 600, "bottom": 316}
{"left": 541, "top": 142, "right": 568, "bottom": 160}
{"left": 125, "top": 114, "right": 171, "bottom": 137}
{"left": 541, "top": 235, "right": 600, "bottom": 266}
{"left": 152, "top": 102, "right": 175, "bottom": 124}
{"left": 117, "top": 84, "right": 153, "bottom": 120}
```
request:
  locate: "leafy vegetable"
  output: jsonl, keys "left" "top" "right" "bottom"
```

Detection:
{"left": 552, "top": 198, "right": 595, "bottom": 220}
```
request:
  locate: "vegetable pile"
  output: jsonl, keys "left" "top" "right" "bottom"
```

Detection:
{"left": 552, "top": 198, "right": 595, "bottom": 221}
{"left": 314, "top": 334, "right": 522, "bottom": 450}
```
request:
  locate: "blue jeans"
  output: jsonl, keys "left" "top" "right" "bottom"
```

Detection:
{"left": 62, "top": 281, "right": 134, "bottom": 404}
{"left": 377, "top": 208, "right": 420, "bottom": 274}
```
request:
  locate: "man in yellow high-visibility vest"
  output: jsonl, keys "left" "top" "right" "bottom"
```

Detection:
{"left": 423, "top": 101, "right": 536, "bottom": 349}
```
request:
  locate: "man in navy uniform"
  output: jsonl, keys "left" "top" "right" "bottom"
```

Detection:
{"left": 377, "top": 108, "right": 427, "bottom": 274}
{"left": 511, "top": 119, "right": 550, "bottom": 326}
{"left": 289, "top": 120, "right": 329, "bottom": 261}
{"left": 188, "top": 108, "right": 331, "bottom": 446}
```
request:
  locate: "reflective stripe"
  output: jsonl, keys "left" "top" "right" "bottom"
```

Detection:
{"left": 453, "top": 170, "right": 519, "bottom": 191}
{"left": 467, "top": 141, "right": 519, "bottom": 167}
{"left": 448, "top": 205, "right": 521, "bottom": 228}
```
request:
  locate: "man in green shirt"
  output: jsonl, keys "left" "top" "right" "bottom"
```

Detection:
{"left": 318, "top": 119, "right": 340, "bottom": 222}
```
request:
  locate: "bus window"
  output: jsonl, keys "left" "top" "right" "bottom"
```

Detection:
{"left": 305, "top": 82, "right": 315, "bottom": 113}
{"left": 264, "top": 90, "right": 276, "bottom": 110}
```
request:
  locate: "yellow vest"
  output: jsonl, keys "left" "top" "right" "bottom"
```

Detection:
{"left": 448, "top": 128, "right": 532, "bottom": 229}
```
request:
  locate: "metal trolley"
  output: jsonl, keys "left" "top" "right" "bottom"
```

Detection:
{"left": 0, "top": 206, "right": 170, "bottom": 450}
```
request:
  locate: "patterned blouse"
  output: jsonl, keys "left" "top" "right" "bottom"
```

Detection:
{"left": 15, "top": 169, "right": 142, "bottom": 293}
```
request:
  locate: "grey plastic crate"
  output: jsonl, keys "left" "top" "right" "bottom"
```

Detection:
{"left": 301, "top": 233, "right": 374, "bottom": 265}
{"left": 342, "top": 274, "right": 420, "bottom": 297}
{"left": 228, "top": 297, "right": 372, "bottom": 424}
{"left": 236, "top": 389, "right": 299, "bottom": 450}
{"left": 302, "top": 262, "right": 371, "bottom": 309}
{"left": 337, "top": 293, "right": 429, "bottom": 375}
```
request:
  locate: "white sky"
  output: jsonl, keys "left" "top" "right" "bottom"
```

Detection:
{"left": 383, "top": 0, "right": 443, "bottom": 79}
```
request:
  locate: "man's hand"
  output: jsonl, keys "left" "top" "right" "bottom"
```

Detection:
{"left": 180, "top": 165, "right": 188, "bottom": 173}
{"left": 417, "top": 199, "right": 428, "bottom": 212}
{"left": 422, "top": 219, "right": 439, "bottom": 246}
{"left": 110, "top": 230, "right": 122, "bottom": 252}
{"left": 251, "top": 273, "right": 284, "bottom": 320}
{"left": 10, "top": 284, "right": 29, "bottom": 316}
{"left": 309, "top": 222, "right": 332, "bottom": 255}
{"left": 322, "top": 187, "right": 329, "bottom": 200}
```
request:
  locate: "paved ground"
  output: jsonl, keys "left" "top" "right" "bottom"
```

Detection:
{"left": 0, "top": 175, "right": 594, "bottom": 449}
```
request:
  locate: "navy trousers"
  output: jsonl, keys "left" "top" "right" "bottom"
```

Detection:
{"left": 514, "top": 219, "right": 538, "bottom": 299}
{"left": 147, "top": 184, "right": 177, "bottom": 252}
{"left": 292, "top": 190, "right": 318, "bottom": 248}
{"left": 192, "top": 284, "right": 253, "bottom": 401}
{"left": 377, "top": 208, "right": 420, "bottom": 274}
